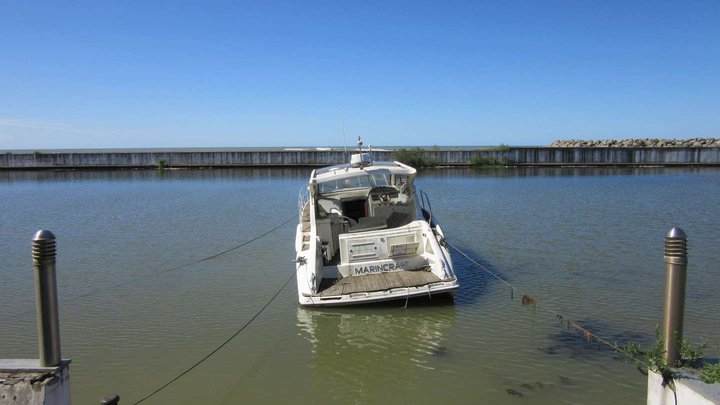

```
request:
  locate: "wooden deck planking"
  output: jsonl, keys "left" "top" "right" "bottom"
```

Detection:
{"left": 383, "top": 271, "right": 403, "bottom": 288}
{"left": 317, "top": 270, "right": 440, "bottom": 296}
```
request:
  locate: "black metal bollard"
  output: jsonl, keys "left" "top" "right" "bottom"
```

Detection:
{"left": 101, "top": 394, "right": 120, "bottom": 404}
{"left": 661, "top": 227, "right": 688, "bottom": 367}
{"left": 32, "top": 230, "right": 61, "bottom": 367}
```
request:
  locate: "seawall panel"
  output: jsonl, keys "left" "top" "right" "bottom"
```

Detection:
{"left": 1, "top": 147, "right": 720, "bottom": 169}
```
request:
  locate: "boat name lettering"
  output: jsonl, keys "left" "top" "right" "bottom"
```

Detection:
{"left": 352, "top": 261, "right": 410, "bottom": 275}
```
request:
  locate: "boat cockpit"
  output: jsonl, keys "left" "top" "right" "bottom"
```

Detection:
{"left": 312, "top": 167, "right": 417, "bottom": 265}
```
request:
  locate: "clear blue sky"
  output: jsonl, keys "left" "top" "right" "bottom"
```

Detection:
{"left": 1, "top": 0, "right": 718, "bottom": 149}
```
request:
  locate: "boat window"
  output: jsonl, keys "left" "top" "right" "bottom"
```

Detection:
{"left": 317, "top": 169, "right": 401, "bottom": 195}
{"left": 370, "top": 173, "right": 390, "bottom": 186}
{"left": 318, "top": 174, "right": 373, "bottom": 195}
{"left": 394, "top": 175, "right": 408, "bottom": 187}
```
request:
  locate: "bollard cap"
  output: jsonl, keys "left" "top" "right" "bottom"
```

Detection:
{"left": 665, "top": 226, "right": 688, "bottom": 263}
{"left": 33, "top": 230, "right": 56, "bottom": 264}
{"left": 100, "top": 394, "right": 120, "bottom": 405}
{"left": 666, "top": 227, "right": 686, "bottom": 239}
{"left": 33, "top": 230, "right": 56, "bottom": 241}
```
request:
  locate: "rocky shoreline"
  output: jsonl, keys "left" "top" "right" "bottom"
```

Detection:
{"left": 550, "top": 138, "right": 720, "bottom": 148}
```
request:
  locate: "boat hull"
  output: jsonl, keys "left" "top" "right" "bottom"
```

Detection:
{"left": 298, "top": 280, "right": 458, "bottom": 306}
{"left": 293, "top": 155, "right": 459, "bottom": 307}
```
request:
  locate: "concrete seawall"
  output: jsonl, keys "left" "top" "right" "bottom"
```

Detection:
{"left": 2, "top": 147, "right": 720, "bottom": 169}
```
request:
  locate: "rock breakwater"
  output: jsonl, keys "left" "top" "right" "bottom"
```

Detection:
{"left": 550, "top": 138, "right": 720, "bottom": 148}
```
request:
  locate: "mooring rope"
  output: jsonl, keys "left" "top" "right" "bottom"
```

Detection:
{"left": 0, "top": 214, "right": 297, "bottom": 322}
{"left": 161, "top": 214, "right": 297, "bottom": 272}
{"left": 132, "top": 269, "right": 296, "bottom": 404}
{"left": 447, "top": 240, "right": 651, "bottom": 367}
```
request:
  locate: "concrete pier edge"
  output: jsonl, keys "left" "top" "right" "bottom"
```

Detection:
{"left": 0, "top": 359, "right": 72, "bottom": 405}
{"left": 2, "top": 147, "right": 720, "bottom": 169}
{"left": 647, "top": 368, "right": 720, "bottom": 404}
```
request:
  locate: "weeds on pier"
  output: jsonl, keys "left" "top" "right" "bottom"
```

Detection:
{"left": 620, "top": 328, "right": 718, "bottom": 383}
{"left": 470, "top": 156, "right": 515, "bottom": 167}
{"left": 678, "top": 336, "right": 706, "bottom": 368}
{"left": 621, "top": 329, "right": 670, "bottom": 379}
{"left": 470, "top": 144, "right": 515, "bottom": 167}
{"left": 394, "top": 148, "right": 438, "bottom": 168}
{"left": 702, "top": 364, "right": 720, "bottom": 384}
{"left": 476, "top": 144, "right": 510, "bottom": 152}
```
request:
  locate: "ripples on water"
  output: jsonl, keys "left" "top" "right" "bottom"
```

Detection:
{"left": 1, "top": 167, "right": 719, "bottom": 404}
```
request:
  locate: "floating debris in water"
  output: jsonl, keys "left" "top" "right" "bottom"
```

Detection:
{"left": 535, "top": 381, "right": 544, "bottom": 389}
{"left": 520, "top": 383, "right": 535, "bottom": 391}
{"left": 506, "top": 389, "right": 523, "bottom": 397}
{"left": 521, "top": 294, "right": 536, "bottom": 308}
{"left": 539, "top": 345, "right": 558, "bottom": 355}
{"left": 559, "top": 376, "right": 572, "bottom": 385}
{"left": 431, "top": 346, "right": 448, "bottom": 357}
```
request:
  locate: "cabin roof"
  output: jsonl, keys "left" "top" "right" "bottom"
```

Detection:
{"left": 312, "top": 161, "right": 416, "bottom": 182}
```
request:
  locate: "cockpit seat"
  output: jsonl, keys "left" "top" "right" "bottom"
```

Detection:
{"left": 349, "top": 216, "right": 387, "bottom": 232}
{"left": 386, "top": 212, "right": 412, "bottom": 228}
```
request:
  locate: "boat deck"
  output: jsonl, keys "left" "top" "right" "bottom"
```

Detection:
{"left": 316, "top": 269, "right": 441, "bottom": 296}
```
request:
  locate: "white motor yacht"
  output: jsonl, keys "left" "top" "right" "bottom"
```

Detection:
{"left": 294, "top": 144, "right": 459, "bottom": 306}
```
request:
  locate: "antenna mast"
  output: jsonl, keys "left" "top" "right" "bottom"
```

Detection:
{"left": 339, "top": 105, "right": 348, "bottom": 158}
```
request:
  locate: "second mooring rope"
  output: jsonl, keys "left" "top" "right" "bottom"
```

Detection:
{"left": 161, "top": 214, "right": 296, "bottom": 272}
{"left": 0, "top": 214, "right": 297, "bottom": 323}
{"left": 447, "top": 240, "right": 650, "bottom": 367}
{"left": 132, "top": 269, "right": 297, "bottom": 404}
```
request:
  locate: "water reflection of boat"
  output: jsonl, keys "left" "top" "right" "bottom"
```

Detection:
{"left": 296, "top": 305, "right": 456, "bottom": 400}
{"left": 294, "top": 139, "right": 459, "bottom": 306}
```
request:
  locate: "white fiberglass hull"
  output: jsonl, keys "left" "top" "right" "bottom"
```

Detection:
{"left": 293, "top": 154, "right": 459, "bottom": 306}
{"left": 295, "top": 220, "right": 458, "bottom": 307}
{"left": 297, "top": 279, "right": 457, "bottom": 306}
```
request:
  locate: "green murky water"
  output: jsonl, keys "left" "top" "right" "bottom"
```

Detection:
{"left": 1, "top": 167, "right": 718, "bottom": 404}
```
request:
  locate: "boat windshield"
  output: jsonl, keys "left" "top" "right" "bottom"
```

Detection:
{"left": 318, "top": 172, "right": 391, "bottom": 195}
